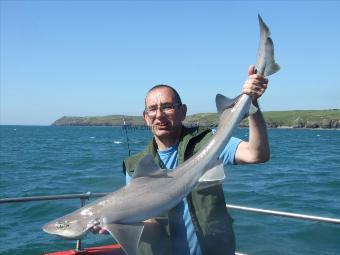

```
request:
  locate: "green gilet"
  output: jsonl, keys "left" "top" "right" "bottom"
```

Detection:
{"left": 122, "top": 126, "right": 235, "bottom": 255}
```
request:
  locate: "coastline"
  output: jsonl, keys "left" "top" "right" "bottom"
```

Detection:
{"left": 50, "top": 109, "right": 340, "bottom": 129}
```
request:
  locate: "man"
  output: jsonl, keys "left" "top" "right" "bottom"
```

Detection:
{"left": 93, "top": 65, "right": 269, "bottom": 255}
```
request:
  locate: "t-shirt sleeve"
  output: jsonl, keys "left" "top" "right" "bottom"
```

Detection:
{"left": 211, "top": 128, "right": 242, "bottom": 165}
{"left": 218, "top": 137, "right": 242, "bottom": 165}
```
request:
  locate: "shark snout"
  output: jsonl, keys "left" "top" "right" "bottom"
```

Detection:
{"left": 42, "top": 221, "right": 57, "bottom": 235}
{"left": 42, "top": 219, "right": 88, "bottom": 240}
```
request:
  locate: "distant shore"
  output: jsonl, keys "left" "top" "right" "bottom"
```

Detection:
{"left": 51, "top": 109, "right": 340, "bottom": 129}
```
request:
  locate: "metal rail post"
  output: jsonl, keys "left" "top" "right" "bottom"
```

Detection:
{"left": 75, "top": 196, "right": 88, "bottom": 251}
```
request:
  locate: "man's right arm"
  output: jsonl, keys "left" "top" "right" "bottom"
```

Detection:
{"left": 234, "top": 65, "right": 270, "bottom": 164}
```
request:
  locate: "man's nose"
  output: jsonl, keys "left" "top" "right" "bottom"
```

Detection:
{"left": 155, "top": 107, "right": 165, "bottom": 118}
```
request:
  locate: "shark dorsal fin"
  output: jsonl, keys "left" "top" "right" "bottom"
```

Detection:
{"left": 215, "top": 94, "right": 240, "bottom": 114}
{"left": 132, "top": 154, "right": 163, "bottom": 179}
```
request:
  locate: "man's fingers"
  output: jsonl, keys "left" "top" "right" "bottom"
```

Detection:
{"left": 243, "top": 83, "right": 267, "bottom": 99}
{"left": 247, "top": 74, "right": 268, "bottom": 82}
{"left": 243, "top": 88, "right": 260, "bottom": 95}
{"left": 248, "top": 64, "right": 256, "bottom": 76}
{"left": 90, "top": 225, "right": 109, "bottom": 235}
{"left": 244, "top": 80, "right": 268, "bottom": 92}
{"left": 90, "top": 226, "right": 99, "bottom": 234}
{"left": 99, "top": 229, "right": 109, "bottom": 235}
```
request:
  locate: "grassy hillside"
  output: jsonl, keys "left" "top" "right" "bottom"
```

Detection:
{"left": 52, "top": 115, "right": 145, "bottom": 126}
{"left": 184, "top": 110, "right": 340, "bottom": 128}
{"left": 263, "top": 109, "right": 340, "bottom": 128}
{"left": 52, "top": 109, "right": 340, "bottom": 129}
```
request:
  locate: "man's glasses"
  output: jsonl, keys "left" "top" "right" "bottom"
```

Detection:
{"left": 145, "top": 103, "right": 182, "bottom": 117}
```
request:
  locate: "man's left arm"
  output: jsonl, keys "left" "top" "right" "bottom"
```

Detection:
{"left": 234, "top": 65, "right": 270, "bottom": 164}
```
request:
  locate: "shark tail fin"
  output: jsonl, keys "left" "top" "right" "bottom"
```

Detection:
{"left": 263, "top": 37, "right": 280, "bottom": 76}
{"left": 256, "top": 14, "right": 280, "bottom": 77}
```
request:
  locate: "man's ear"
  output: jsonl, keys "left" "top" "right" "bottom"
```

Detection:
{"left": 180, "top": 104, "right": 187, "bottom": 121}
{"left": 143, "top": 111, "right": 150, "bottom": 126}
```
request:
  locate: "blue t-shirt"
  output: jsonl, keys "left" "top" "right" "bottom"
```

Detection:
{"left": 126, "top": 136, "right": 241, "bottom": 255}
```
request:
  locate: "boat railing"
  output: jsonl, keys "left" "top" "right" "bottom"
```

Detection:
{"left": 1, "top": 192, "right": 340, "bottom": 254}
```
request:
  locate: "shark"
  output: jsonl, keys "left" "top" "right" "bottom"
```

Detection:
{"left": 43, "top": 14, "right": 280, "bottom": 255}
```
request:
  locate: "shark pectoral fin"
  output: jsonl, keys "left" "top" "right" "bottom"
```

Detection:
{"left": 104, "top": 223, "right": 144, "bottom": 255}
{"left": 199, "top": 163, "right": 225, "bottom": 183}
{"left": 215, "top": 94, "right": 241, "bottom": 114}
{"left": 133, "top": 155, "right": 163, "bottom": 179}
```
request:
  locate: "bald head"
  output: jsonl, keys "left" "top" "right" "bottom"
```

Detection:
{"left": 145, "top": 84, "right": 182, "bottom": 107}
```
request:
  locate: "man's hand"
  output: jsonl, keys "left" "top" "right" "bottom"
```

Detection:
{"left": 243, "top": 65, "right": 268, "bottom": 103}
{"left": 90, "top": 224, "right": 109, "bottom": 235}
{"left": 234, "top": 64, "right": 270, "bottom": 164}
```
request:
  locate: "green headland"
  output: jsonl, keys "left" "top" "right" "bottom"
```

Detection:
{"left": 52, "top": 109, "right": 340, "bottom": 129}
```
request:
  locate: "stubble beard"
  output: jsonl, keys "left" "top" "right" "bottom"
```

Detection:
{"left": 151, "top": 121, "right": 183, "bottom": 141}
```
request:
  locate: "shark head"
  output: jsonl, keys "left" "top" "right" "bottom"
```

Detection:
{"left": 42, "top": 217, "right": 90, "bottom": 240}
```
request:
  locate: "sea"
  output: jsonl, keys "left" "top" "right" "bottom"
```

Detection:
{"left": 0, "top": 125, "right": 339, "bottom": 255}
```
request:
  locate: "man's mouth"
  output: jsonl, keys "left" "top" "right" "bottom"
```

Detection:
{"left": 154, "top": 122, "right": 171, "bottom": 130}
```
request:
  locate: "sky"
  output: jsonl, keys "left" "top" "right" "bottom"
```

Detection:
{"left": 1, "top": 0, "right": 340, "bottom": 125}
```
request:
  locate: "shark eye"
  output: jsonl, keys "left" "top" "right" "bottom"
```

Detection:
{"left": 55, "top": 222, "right": 64, "bottom": 229}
